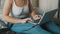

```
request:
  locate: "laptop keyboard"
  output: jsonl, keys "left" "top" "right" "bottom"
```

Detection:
{"left": 33, "top": 19, "right": 40, "bottom": 23}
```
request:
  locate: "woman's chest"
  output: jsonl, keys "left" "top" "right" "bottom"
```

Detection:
{"left": 14, "top": 0, "right": 27, "bottom": 7}
{"left": 12, "top": 5, "right": 29, "bottom": 16}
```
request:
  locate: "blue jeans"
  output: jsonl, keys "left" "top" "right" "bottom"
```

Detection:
{"left": 44, "top": 21, "right": 60, "bottom": 34}
{"left": 23, "top": 25, "right": 51, "bottom": 34}
{"left": 11, "top": 22, "right": 51, "bottom": 34}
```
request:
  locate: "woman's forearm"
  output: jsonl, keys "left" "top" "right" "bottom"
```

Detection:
{"left": 2, "top": 16, "right": 23, "bottom": 23}
{"left": 29, "top": 4, "right": 36, "bottom": 17}
{"left": 31, "top": 10, "right": 36, "bottom": 17}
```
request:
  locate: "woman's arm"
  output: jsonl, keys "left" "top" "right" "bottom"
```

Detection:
{"left": 29, "top": 4, "right": 36, "bottom": 17}
{"left": 29, "top": 4, "right": 41, "bottom": 20}
{"left": 2, "top": 0, "right": 31, "bottom": 23}
{"left": 28, "top": 0, "right": 36, "bottom": 17}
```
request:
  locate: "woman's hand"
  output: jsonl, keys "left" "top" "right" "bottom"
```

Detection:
{"left": 21, "top": 18, "right": 32, "bottom": 24}
{"left": 33, "top": 15, "right": 41, "bottom": 20}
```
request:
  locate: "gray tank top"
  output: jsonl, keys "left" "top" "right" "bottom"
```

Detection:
{"left": 10, "top": 0, "right": 29, "bottom": 19}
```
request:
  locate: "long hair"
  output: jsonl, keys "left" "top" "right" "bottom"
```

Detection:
{"left": 28, "top": 0, "right": 32, "bottom": 13}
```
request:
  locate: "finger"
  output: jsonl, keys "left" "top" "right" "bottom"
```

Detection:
{"left": 36, "top": 15, "right": 41, "bottom": 18}
{"left": 39, "top": 15, "right": 42, "bottom": 17}
{"left": 36, "top": 15, "right": 40, "bottom": 18}
{"left": 27, "top": 18, "right": 32, "bottom": 21}
{"left": 29, "top": 18, "right": 33, "bottom": 21}
{"left": 35, "top": 15, "right": 38, "bottom": 18}
{"left": 28, "top": 18, "right": 33, "bottom": 21}
{"left": 21, "top": 21, "right": 26, "bottom": 24}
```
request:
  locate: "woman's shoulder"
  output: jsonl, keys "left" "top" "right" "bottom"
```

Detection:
{"left": 5, "top": 0, "right": 13, "bottom": 4}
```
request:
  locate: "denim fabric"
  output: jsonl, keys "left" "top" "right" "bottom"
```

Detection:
{"left": 45, "top": 21, "right": 60, "bottom": 34}
{"left": 23, "top": 25, "right": 51, "bottom": 34}
{"left": 11, "top": 22, "right": 51, "bottom": 34}
{"left": 11, "top": 22, "right": 35, "bottom": 32}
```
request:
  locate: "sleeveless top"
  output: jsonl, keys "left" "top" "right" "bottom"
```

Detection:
{"left": 10, "top": 0, "right": 29, "bottom": 19}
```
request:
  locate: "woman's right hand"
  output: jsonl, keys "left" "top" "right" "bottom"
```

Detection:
{"left": 21, "top": 18, "right": 32, "bottom": 24}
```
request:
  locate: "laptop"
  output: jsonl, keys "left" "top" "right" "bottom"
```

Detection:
{"left": 28, "top": 9, "right": 57, "bottom": 25}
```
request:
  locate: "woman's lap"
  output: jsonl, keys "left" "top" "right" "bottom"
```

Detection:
{"left": 11, "top": 22, "right": 35, "bottom": 32}
{"left": 11, "top": 22, "right": 51, "bottom": 34}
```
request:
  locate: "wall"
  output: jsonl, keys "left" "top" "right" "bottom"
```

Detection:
{"left": 39, "top": 0, "right": 58, "bottom": 18}
{"left": 0, "top": 0, "right": 4, "bottom": 18}
{"left": 0, "top": 0, "right": 4, "bottom": 9}
{"left": 0, "top": 0, "right": 1, "bottom": 9}
{"left": 39, "top": 0, "right": 58, "bottom": 11}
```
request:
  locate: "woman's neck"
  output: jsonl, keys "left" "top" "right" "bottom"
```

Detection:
{"left": 14, "top": 0, "right": 27, "bottom": 7}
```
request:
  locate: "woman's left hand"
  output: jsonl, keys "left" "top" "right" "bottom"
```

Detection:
{"left": 33, "top": 15, "right": 41, "bottom": 20}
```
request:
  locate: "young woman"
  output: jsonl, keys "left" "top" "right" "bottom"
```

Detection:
{"left": 2, "top": 0, "right": 51, "bottom": 34}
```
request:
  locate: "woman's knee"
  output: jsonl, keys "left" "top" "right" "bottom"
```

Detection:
{"left": 30, "top": 25, "right": 51, "bottom": 34}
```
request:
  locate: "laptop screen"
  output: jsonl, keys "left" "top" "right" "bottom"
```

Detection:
{"left": 39, "top": 9, "right": 57, "bottom": 25}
